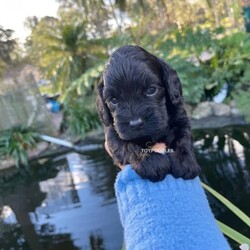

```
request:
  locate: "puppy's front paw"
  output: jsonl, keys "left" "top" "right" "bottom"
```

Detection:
{"left": 170, "top": 153, "right": 200, "bottom": 179}
{"left": 134, "top": 153, "right": 170, "bottom": 182}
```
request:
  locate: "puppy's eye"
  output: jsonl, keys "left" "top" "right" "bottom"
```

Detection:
{"left": 110, "top": 97, "right": 118, "bottom": 105}
{"left": 146, "top": 87, "right": 157, "bottom": 96}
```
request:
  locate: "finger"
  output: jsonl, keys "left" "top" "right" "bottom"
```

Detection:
{"left": 151, "top": 143, "right": 166, "bottom": 154}
{"left": 104, "top": 140, "right": 112, "bottom": 157}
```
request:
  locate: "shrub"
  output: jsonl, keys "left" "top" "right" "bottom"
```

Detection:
{"left": 155, "top": 29, "right": 250, "bottom": 113}
{"left": 63, "top": 96, "right": 100, "bottom": 138}
{"left": 0, "top": 126, "right": 39, "bottom": 167}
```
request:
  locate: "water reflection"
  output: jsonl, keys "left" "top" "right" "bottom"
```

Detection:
{"left": 89, "top": 233, "right": 104, "bottom": 250}
{"left": 0, "top": 126, "right": 249, "bottom": 249}
{"left": 0, "top": 147, "right": 123, "bottom": 250}
{"left": 193, "top": 125, "right": 250, "bottom": 244}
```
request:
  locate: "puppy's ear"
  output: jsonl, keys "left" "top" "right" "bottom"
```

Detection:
{"left": 159, "top": 59, "right": 183, "bottom": 106}
{"left": 96, "top": 77, "right": 112, "bottom": 127}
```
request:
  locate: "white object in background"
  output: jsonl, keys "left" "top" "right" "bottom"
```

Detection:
{"left": 240, "top": 243, "right": 249, "bottom": 250}
{"left": 213, "top": 83, "right": 228, "bottom": 103}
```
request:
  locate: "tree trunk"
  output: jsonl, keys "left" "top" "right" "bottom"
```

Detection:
{"left": 211, "top": 0, "right": 220, "bottom": 27}
{"left": 225, "top": 0, "right": 235, "bottom": 27}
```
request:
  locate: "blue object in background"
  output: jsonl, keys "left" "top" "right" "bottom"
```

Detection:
{"left": 243, "top": 6, "right": 250, "bottom": 32}
{"left": 49, "top": 100, "right": 61, "bottom": 113}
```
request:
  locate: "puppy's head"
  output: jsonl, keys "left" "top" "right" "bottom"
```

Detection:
{"left": 96, "top": 45, "right": 183, "bottom": 141}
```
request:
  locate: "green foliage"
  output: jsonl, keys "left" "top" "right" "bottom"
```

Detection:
{"left": 217, "top": 221, "right": 250, "bottom": 246}
{"left": 62, "top": 28, "right": 249, "bottom": 119}
{"left": 202, "top": 182, "right": 250, "bottom": 245}
{"left": 29, "top": 15, "right": 106, "bottom": 93}
{"left": 202, "top": 183, "right": 250, "bottom": 226}
{"left": 62, "top": 61, "right": 105, "bottom": 100}
{"left": 28, "top": 13, "right": 108, "bottom": 139}
{"left": 200, "top": 32, "right": 250, "bottom": 119}
{"left": 144, "top": 28, "right": 219, "bottom": 104}
{"left": 0, "top": 26, "right": 19, "bottom": 78}
{"left": 155, "top": 27, "right": 220, "bottom": 56}
{"left": 166, "top": 55, "right": 207, "bottom": 104}
{"left": 212, "top": 32, "right": 250, "bottom": 92}
{"left": 64, "top": 96, "right": 100, "bottom": 138}
{"left": 25, "top": 0, "right": 249, "bottom": 133}
{"left": 30, "top": 17, "right": 86, "bottom": 91}
{"left": 147, "top": 29, "right": 250, "bottom": 107}
{"left": 60, "top": 63, "right": 104, "bottom": 138}
{"left": 0, "top": 26, "right": 17, "bottom": 64}
{"left": 0, "top": 126, "right": 39, "bottom": 167}
{"left": 233, "top": 89, "right": 250, "bottom": 122}
{"left": 232, "top": 57, "right": 250, "bottom": 121}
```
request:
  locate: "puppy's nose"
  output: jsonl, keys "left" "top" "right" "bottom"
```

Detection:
{"left": 129, "top": 118, "right": 144, "bottom": 129}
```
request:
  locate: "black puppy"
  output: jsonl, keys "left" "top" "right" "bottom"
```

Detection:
{"left": 96, "top": 45, "right": 200, "bottom": 182}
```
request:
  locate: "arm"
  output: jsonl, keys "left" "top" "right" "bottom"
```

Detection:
{"left": 115, "top": 165, "right": 231, "bottom": 250}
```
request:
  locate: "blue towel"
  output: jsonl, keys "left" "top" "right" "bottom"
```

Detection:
{"left": 115, "top": 165, "right": 231, "bottom": 250}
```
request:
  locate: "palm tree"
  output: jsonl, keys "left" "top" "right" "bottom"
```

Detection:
{"left": 30, "top": 15, "right": 105, "bottom": 92}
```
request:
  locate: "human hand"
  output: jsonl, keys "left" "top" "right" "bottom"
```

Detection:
{"left": 150, "top": 142, "right": 167, "bottom": 154}
{"left": 104, "top": 140, "right": 125, "bottom": 170}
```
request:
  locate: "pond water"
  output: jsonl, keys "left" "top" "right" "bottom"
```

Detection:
{"left": 0, "top": 125, "right": 249, "bottom": 250}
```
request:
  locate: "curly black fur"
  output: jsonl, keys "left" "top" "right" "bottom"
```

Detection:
{"left": 96, "top": 45, "right": 200, "bottom": 182}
